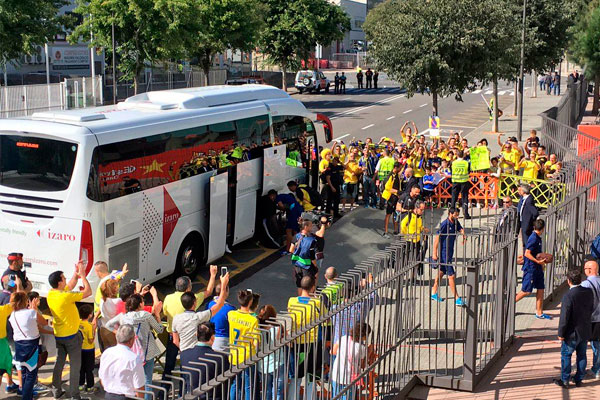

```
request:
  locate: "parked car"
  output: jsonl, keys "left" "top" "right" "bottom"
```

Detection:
{"left": 295, "top": 70, "right": 330, "bottom": 94}
{"left": 225, "top": 76, "right": 265, "bottom": 85}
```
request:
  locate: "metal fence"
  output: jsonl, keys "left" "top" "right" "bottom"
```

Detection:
{"left": 0, "top": 76, "right": 102, "bottom": 118}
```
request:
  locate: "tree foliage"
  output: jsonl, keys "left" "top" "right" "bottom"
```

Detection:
{"left": 0, "top": 0, "right": 72, "bottom": 66}
{"left": 364, "top": 0, "right": 506, "bottom": 115}
{"left": 181, "top": 0, "right": 265, "bottom": 85}
{"left": 259, "top": 0, "right": 350, "bottom": 90}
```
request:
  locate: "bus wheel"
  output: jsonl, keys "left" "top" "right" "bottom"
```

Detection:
{"left": 176, "top": 235, "right": 203, "bottom": 277}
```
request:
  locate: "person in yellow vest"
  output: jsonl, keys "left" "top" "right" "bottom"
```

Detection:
{"left": 450, "top": 150, "right": 471, "bottom": 219}
{"left": 401, "top": 200, "right": 430, "bottom": 275}
{"left": 381, "top": 162, "right": 402, "bottom": 238}
{"left": 375, "top": 148, "right": 395, "bottom": 209}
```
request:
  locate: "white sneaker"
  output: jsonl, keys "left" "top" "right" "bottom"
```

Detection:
{"left": 225, "top": 244, "right": 232, "bottom": 254}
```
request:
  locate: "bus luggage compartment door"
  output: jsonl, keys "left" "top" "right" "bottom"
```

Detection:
{"left": 233, "top": 158, "right": 261, "bottom": 245}
{"left": 263, "top": 144, "right": 287, "bottom": 195}
{"left": 207, "top": 172, "right": 228, "bottom": 263}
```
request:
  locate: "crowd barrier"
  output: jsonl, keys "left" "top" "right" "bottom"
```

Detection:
{"left": 431, "top": 173, "right": 565, "bottom": 209}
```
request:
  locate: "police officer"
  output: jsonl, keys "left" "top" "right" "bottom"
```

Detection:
{"left": 340, "top": 72, "right": 347, "bottom": 93}
{"left": 356, "top": 70, "right": 364, "bottom": 89}
{"left": 334, "top": 72, "right": 340, "bottom": 94}
{"left": 450, "top": 150, "right": 471, "bottom": 219}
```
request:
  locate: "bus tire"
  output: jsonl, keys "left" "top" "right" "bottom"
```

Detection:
{"left": 175, "top": 233, "right": 204, "bottom": 278}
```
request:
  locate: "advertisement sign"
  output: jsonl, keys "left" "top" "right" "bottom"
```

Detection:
{"left": 51, "top": 46, "right": 89, "bottom": 70}
{"left": 470, "top": 146, "right": 491, "bottom": 171}
{"left": 429, "top": 116, "right": 440, "bottom": 137}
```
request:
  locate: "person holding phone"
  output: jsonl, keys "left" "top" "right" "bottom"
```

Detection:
{"left": 2, "top": 253, "right": 32, "bottom": 293}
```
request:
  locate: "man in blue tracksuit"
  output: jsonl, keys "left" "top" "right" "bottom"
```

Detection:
{"left": 431, "top": 208, "right": 467, "bottom": 306}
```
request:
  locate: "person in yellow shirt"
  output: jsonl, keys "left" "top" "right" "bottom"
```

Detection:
{"left": 401, "top": 201, "right": 430, "bottom": 275}
{"left": 409, "top": 146, "right": 427, "bottom": 178}
{"left": 47, "top": 262, "right": 92, "bottom": 400}
{"left": 78, "top": 305, "right": 96, "bottom": 393}
{"left": 400, "top": 121, "right": 418, "bottom": 144}
{"left": 544, "top": 154, "right": 559, "bottom": 178}
{"left": 518, "top": 152, "right": 541, "bottom": 181}
{"left": 162, "top": 266, "right": 218, "bottom": 379}
{"left": 228, "top": 290, "right": 259, "bottom": 399}
{"left": 0, "top": 301, "right": 16, "bottom": 392}
{"left": 342, "top": 152, "right": 363, "bottom": 211}
{"left": 498, "top": 141, "right": 516, "bottom": 173}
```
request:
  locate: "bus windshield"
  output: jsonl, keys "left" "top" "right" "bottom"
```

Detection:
{"left": 0, "top": 134, "right": 78, "bottom": 191}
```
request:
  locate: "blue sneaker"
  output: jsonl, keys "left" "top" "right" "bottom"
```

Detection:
{"left": 17, "top": 388, "right": 39, "bottom": 396}
{"left": 535, "top": 313, "right": 552, "bottom": 320}
{"left": 5, "top": 384, "right": 19, "bottom": 393}
{"left": 455, "top": 297, "right": 466, "bottom": 307}
{"left": 431, "top": 293, "right": 444, "bottom": 302}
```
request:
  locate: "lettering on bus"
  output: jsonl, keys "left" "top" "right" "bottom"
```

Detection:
{"left": 36, "top": 229, "right": 77, "bottom": 242}
{"left": 16, "top": 142, "right": 40, "bottom": 149}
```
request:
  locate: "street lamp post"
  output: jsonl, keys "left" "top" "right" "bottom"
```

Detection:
{"left": 112, "top": 20, "right": 117, "bottom": 105}
{"left": 517, "top": 0, "right": 527, "bottom": 141}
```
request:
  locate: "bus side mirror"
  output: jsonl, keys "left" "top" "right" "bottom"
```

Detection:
{"left": 316, "top": 113, "right": 334, "bottom": 143}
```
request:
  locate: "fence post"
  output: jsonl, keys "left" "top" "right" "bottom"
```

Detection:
{"left": 99, "top": 76, "right": 104, "bottom": 105}
{"left": 82, "top": 77, "right": 87, "bottom": 108}
{"left": 463, "top": 261, "right": 479, "bottom": 388}
{"left": 495, "top": 246, "right": 508, "bottom": 352}
{"left": 23, "top": 86, "right": 28, "bottom": 116}
{"left": 568, "top": 195, "right": 580, "bottom": 272}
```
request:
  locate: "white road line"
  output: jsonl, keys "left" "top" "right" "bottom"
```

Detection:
{"left": 419, "top": 103, "right": 427, "bottom": 108}
{"left": 342, "top": 96, "right": 352, "bottom": 100}
{"left": 472, "top": 89, "right": 483, "bottom": 94}
{"left": 498, "top": 91, "right": 507, "bottom": 95}
{"left": 330, "top": 116, "right": 339, "bottom": 120}
{"left": 386, "top": 116, "right": 396, "bottom": 120}
{"left": 324, "top": 101, "right": 333, "bottom": 105}
{"left": 484, "top": 90, "right": 493, "bottom": 95}
{"left": 361, "top": 124, "right": 375, "bottom": 130}
{"left": 441, "top": 124, "right": 476, "bottom": 129}
{"left": 403, "top": 109, "right": 412, "bottom": 114}
{"left": 334, "top": 133, "right": 349, "bottom": 140}
{"left": 330, "top": 94, "right": 406, "bottom": 118}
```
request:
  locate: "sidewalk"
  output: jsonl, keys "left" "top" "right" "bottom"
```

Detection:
{"left": 410, "top": 295, "right": 600, "bottom": 399}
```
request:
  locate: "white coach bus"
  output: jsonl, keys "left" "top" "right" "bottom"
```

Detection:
{"left": 0, "top": 85, "right": 333, "bottom": 297}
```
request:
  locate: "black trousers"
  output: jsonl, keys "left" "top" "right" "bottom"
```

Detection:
{"left": 79, "top": 349, "right": 95, "bottom": 388}
{"left": 366, "top": 78, "right": 372, "bottom": 88}
{"left": 326, "top": 185, "right": 341, "bottom": 216}
{"left": 451, "top": 182, "right": 470, "bottom": 215}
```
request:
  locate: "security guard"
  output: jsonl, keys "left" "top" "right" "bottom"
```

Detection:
{"left": 450, "top": 150, "right": 471, "bottom": 219}
{"left": 375, "top": 148, "right": 395, "bottom": 209}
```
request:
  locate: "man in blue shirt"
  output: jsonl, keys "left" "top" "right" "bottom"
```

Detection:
{"left": 515, "top": 219, "right": 551, "bottom": 319}
{"left": 206, "top": 283, "right": 236, "bottom": 352}
{"left": 276, "top": 193, "right": 304, "bottom": 255}
{"left": 431, "top": 208, "right": 467, "bottom": 306}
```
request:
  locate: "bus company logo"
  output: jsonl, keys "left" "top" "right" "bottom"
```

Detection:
{"left": 162, "top": 188, "right": 181, "bottom": 252}
{"left": 36, "top": 229, "right": 76, "bottom": 242}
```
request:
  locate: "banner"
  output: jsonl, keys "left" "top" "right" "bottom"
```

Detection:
{"left": 429, "top": 116, "right": 440, "bottom": 137}
{"left": 470, "top": 146, "right": 491, "bottom": 171}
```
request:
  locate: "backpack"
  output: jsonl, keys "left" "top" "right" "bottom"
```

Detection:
{"left": 298, "top": 184, "right": 323, "bottom": 208}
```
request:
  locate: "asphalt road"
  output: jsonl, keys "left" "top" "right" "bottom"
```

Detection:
{"left": 297, "top": 73, "right": 521, "bottom": 146}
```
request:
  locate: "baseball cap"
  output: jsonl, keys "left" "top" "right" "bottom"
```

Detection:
{"left": 7, "top": 252, "right": 23, "bottom": 262}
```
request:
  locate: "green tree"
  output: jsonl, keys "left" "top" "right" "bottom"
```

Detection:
{"left": 570, "top": 1, "right": 600, "bottom": 113}
{"left": 70, "top": 0, "right": 187, "bottom": 94}
{"left": 260, "top": 0, "right": 350, "bottom": 91}
{"left": 182, "top": 0, "right": 265, "bottom": 85}
{"left": 364, "top": 0, "right": 497, "bottom": 116}
{"left": 0, "top": 0, "right": 71, "bottom": 69}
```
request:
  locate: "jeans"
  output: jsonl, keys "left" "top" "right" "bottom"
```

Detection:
{"left": 332, "top": 382, "right": 356, "bottom": 400}
{"left": 230, "top": 367, "right": 256, "bottom": 400}
{"left": 554, "top": 83, "right": 560, "bottom": 95}
{"left": 21, "top": 365, "right": 38, "bottom": 400}
{"left": 539, "top": 81, "right": 545, "bottom": 91}
{"left": 79, "top": 349, "right": 95, "bottom": 388}
{"left": 262, "top": 365, "right": 285, "bottom": 400}
{"left": 560, "top": 339, "right": 587, "bottom": 383}
{"left": 53, "top": 333, "right": 83, "bottom": 399}
{"left": 363, "top": 175, "right": 377, "bottom": 207}
{"left": 143, "top": 359, "right": 155, "bottom": 400}
{"left": 591, "top": 340, "right": 600, "bottom": 374}
{"left": 163, "top": 334, "right": 179, "bottom": 379}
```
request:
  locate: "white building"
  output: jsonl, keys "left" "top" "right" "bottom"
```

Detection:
{"left": 327, "top": 0, "right": 367, "bottom": 56}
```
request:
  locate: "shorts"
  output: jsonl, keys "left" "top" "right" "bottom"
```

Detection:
{"left": 521, "top": 267, "right": 545, "bottom": 293}
{"left": 293, "top": 265, "right": 318, "bottom": 288}
{"left": 0, "top": 337, "right": 12, "bottom": 375}
{"left": 439, "top": 258, "right": 455, "bottom": 276}
{"left": 343, "top": 183, "right": 356, "bottom": 199}
{"left": 286, "top": 217, "right": 300, "bottom": 232}
{"left": 386, "top": 196, "right": 398, "bottom": 215}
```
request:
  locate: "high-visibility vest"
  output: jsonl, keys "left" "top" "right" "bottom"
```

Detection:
{"left": 451, "top": 159, "right": 469, "bottom": 183}
{"left": 377, "top": 157, "right": 395, "bottom": 181}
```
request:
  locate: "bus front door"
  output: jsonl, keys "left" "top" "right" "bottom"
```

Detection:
{"left": 207, "top": 172, "right": 228, "bottom": 263}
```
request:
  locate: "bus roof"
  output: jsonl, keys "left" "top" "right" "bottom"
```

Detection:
{"left": 25, "top": 85, "right": 305, "bottom": 136}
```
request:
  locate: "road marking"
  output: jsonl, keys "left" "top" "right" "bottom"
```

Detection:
{"left": 324, "top": 101, "right": 333, "bottom": 105}
{"left": 342, "top": 96, "right": 351, "bottom": 100}
{"left": 330, "top": 116, "right": 339, "bottom": 120}
{"left": 403, "top": 109, "right": 412, "bottom": 114}
{"left": 472, "top": 89, "right": 483, "bottom": 94}
{"left": 440, "top": 124, "right": 476, "bottom": 129}
{"left": 498, "top": 91, "right": 507, "bottom": 95}
{"left": 330, "top": 93, "right": 406, "bottom": 118}
{"left": 419, "top": 103, "right": 427, "bottom": 107}
{"left": 386, "top": 116, "right": 396, "bottom": 120}
{"left": 335, "top": 133, "right": 350, "bottom": 140}
{"left": 362, "top": 124, "right": 375, "bottom": 130}
{"left": 484, "top": 90, "right": 493, "bottom": 95}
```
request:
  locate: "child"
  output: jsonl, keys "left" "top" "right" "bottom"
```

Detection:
{"left": 79, "top": 304, "right": 96, "bottom": 393}
{"left": 249, "top": 292, "right": 261, "bottom": 317}
{"left": 422, "top": 167, "right": 436, "bottom": 207}
{"left": 489, "top": 158, "right": 501, "bottom": 209}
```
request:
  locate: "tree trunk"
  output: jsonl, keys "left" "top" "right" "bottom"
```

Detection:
{"left": 513, "top": 80, "right": 518, "bottom": 116}
{"left": 134, "top": 75, "right": 138, "bottom": 95}
{"left": 204, "top": 66, "right": 210, "bottom": 87}
{"left": 493, "top": 78, "right": 499, "bottom": 133}
{"left": 281, "top": 66, "right": 287, "bottom": 92}
{"left": 432, "top": 89, "right": 438, "bottom": 116}
{"left": 531, "top": 70, "right": 537, "bottom": 98}
{"left": 594, "top": 74, "right": 600, "bottom": 115}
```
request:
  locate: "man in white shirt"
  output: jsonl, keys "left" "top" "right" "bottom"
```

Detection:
{"left": 582, "top": 258, "right": 600, "bottom": 379}
{"left": 99, "top": 324, "right": 145, "bottom": 400}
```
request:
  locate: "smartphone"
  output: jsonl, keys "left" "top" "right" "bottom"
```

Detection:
{"left": 130, "top": 279, "right": 138, "bottom": 284}
{"left": 247, "top": 289, "right": 252, "bottom": 294}
{"left": 221, "top": 267, "right": 228, "bottom": 277}
{"left": 23, "top": 262, "right": 32, "bottom": 268}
